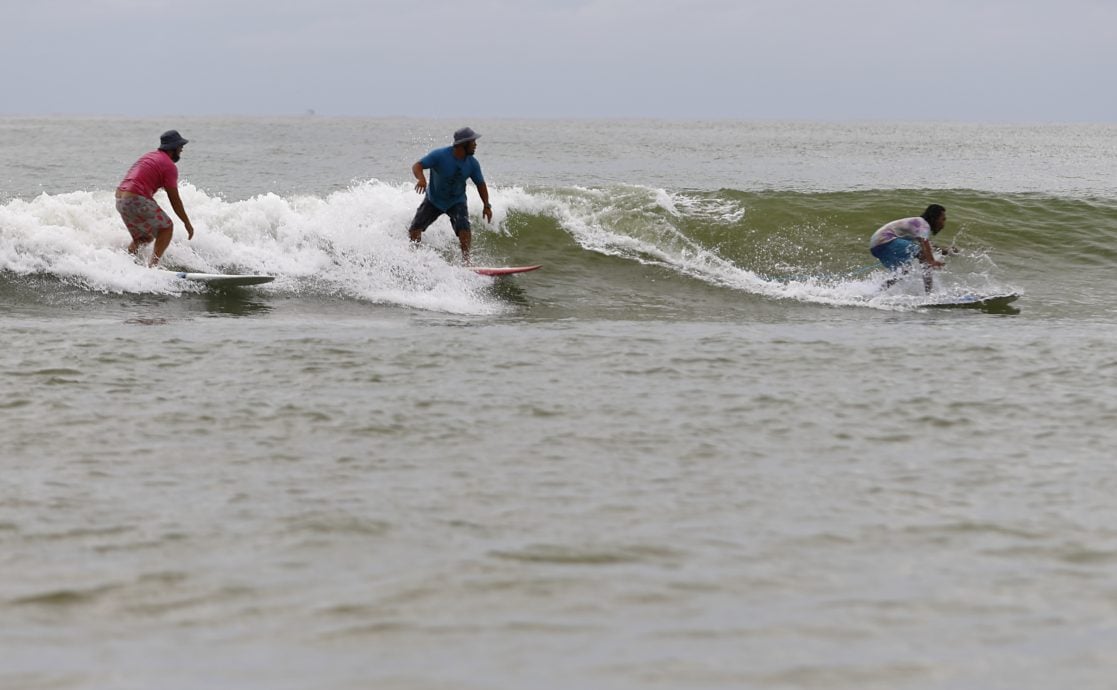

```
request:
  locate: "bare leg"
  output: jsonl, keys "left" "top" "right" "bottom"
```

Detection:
{"left": 409, "top": 228, "right": 422, "bottom": 244}
{"left": 149, "top": 228, "right": 173, "bottom": 267}
{"left": 458, "top": 230, "right": 471, "bottom": 265}
{"left": 921, "top": 262, "right": 934, "bottom": 293}
{"left": 881, "top": 263, "right": 910, "bottom": 291}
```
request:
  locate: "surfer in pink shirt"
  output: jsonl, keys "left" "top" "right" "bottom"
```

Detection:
{"left": 115, "top": 130, "right": 196, "bottom": 266}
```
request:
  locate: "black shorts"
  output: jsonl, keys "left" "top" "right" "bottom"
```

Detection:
{"left": 408, "top": 199, "right": 471, "bottom": 235}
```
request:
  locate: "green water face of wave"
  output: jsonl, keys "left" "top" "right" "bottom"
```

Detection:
{"left": 498, "top": 188, "right": 1117, "bottom": 281}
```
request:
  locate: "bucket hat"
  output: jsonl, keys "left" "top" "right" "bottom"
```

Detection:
{"left": 159, "top": 130, "right": 189, "bottom": 151}
{"left": 452, "top": 127, "right": 480, "bottom": 146}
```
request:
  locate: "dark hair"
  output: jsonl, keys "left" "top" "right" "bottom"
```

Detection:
{"left": 921, "top": 204, "right": 946, "bottom": 224}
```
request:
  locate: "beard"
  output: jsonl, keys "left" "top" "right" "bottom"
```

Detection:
{"left": 169, "top": 150, "right": 181, "bottom": 163}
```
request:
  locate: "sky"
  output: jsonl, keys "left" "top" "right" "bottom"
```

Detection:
{"left": 2, "top": 0, "right": 1114, "bottom": 122}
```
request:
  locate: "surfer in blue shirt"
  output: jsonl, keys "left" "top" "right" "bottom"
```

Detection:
{"left": 407, "top": 127, "right": 492, "bottom": 263}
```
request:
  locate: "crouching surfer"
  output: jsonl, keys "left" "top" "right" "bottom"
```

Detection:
{"left": 868, "top": 204, "right": 955, "bottom": 293}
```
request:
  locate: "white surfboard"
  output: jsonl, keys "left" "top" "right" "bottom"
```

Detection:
{"left": 175, "top": 272, "right": 275, "bottom": 286}
{"left": 470, "top": 265, "right": 542, "bottom": 277}
{"left": 924, "top": 292, "right": 1019, "bottom": 308}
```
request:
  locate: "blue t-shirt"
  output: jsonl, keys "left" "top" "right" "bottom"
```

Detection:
{"left": 419, "top": 146, "right": 486, "bottom": 211}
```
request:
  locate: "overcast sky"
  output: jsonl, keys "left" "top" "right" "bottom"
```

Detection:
{"left": 2, "top": 0, "right": 1113, "bottom": 122}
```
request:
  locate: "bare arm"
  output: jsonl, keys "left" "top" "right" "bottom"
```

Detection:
{"left": 477, "top": 182, "right": 492, "bottom": 223}
{"left": 919, "top": 238, "right": 944, "bottom": 268}
{"left": 412, "top": 162, "right": 427, "bottom": 194}
{"left": 165, "top": 186, "right": 194, "bottom": 240}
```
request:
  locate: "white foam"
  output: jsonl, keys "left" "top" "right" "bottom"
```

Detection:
{"left": 0, "top": 182, "right": 508, "bottom": 314}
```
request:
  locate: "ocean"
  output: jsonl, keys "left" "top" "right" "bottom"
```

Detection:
{"left": 2, "top": 117, "right": 1116, "bottom": 689}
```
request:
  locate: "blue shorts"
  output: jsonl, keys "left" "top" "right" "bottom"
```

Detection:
{"left": 408, "top": 199, "right": 471, "bottom": 235}
{"left": 871, "top": 238, "right": 920, "bottom": 269}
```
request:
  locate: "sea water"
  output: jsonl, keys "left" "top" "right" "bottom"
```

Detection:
{"left": 2, "top": 117, "right": 1117, "bottom": 689}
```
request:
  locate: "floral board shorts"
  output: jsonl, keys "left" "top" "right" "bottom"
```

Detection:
{"left": 116, "top": 195, "right": 172, "bottom": 243}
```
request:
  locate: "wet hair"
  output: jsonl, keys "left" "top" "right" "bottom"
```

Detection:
{"left": 921, "top": 204, "right": 946, "bottom": 224}
{"left": 921, "top": 204, "right": 946, "bottom": 234}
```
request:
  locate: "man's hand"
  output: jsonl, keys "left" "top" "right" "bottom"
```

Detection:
{"left": 411, "top": 162, "right": 428, "bottom": 194}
